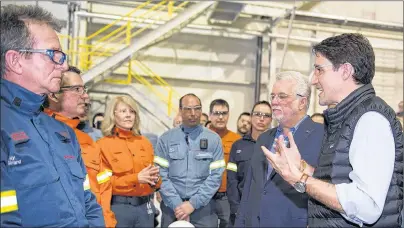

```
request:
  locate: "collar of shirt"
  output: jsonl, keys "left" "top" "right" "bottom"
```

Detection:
{"left": 272, "top": 115, "right": 309, "bottom": 150}
{"left": 209, "top": 126, "right": 229, "bottom": 138}
{"left": 242, "top": 134, "right": 256, "bottom": 143}
{"left": 1, "top": 79, "right": 45, "bottom": 116}
{"left": 181, "top": 124, "right": 202, "bottom": 136}
{"left": 43, "top": 108, "right": 81, "bottom": 129}
{"left": 114, "top": 127, "right": 135, "bottom": 139}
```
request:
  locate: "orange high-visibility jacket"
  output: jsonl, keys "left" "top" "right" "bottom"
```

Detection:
{"left": 210, "top": 128, "right": 241, "bottom": 193}
{"left": 44, "top": 109, "right": 116, "bottom": 228}
{"left": 97, "top": 127, "right": 161, "bottom": 197}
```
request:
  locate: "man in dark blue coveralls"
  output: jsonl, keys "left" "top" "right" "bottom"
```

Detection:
{"left": 227, "top": 100, "right": 272, "bottom": 226}
{"left": 0, "top": 5, "right": 104, "bottom": 227}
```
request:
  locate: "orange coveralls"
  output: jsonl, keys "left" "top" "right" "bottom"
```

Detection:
{"left": 96, "top": 127, "right": 162, "bottom": 198}
{"left": 213, "top": 129, "right": 241, "bottom": 193}
{"left": 44, "top": 109, "right": 116, "bottom": 227}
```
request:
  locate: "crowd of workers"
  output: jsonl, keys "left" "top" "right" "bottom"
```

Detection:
{"left": 1, "top": 4, "right": 403, "bottom": 228}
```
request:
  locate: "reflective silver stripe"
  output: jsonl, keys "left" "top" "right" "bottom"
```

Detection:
{"left": 97, "top": 169, "right": 112, "bottom": 184}
{"left": 227, "top": 162, "right": 237, "bottom": 172}
{"left": 210, "top": 159, "right": 226, "bottom": 170}
{"left": 83, "top": 174, "right": 90, "bottom": 191}
{"left": 154, "top": 156, "right": 169, "bottom": 168}
{"left": 1, "top": 190, "right": 18, "bottom": 214}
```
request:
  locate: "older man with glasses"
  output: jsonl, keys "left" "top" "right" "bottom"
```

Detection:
{"left": 227, "top": 101, "right": 272, "bottom": 227}
{"left": 1, "top": 5, "right": 104, "bottom": 227}
{"left": 235, "top": 71, "right": 324, "bottom": 227}
{"left": 43, "top": 66, "right": 116, "bottom": 227}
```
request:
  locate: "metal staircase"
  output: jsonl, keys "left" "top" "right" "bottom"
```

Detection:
{"left": 60, "top": 1, "right": 214, "bottom": 131}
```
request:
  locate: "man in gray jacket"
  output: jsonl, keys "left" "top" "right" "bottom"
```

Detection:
{"left": 154, "top": 93, "right": 225, "bottom": 227}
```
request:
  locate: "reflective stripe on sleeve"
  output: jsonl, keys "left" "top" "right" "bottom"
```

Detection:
{"left": 97, "top": 169, "right": 112, "bottom": 184}
{"left": 1, "top": 190, "right": 18, "bottom": 214}
{"left": 227, "top": 162, "right": 237, "bottom": 172}
{"left": 83, "top": 174, "right": 90, "bottom": 191}
{"left": 210, "top": 159, "right": 226, "bottom": 170}
{"left": 154, "top": 156, "right": 169, "bottom": 168}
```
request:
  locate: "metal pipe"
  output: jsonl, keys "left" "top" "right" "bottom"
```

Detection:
{"left": 82, "top": 1, "right": 215, "bottom": 84}
{"left": 279, "top": 5, "right": 296, "bottom": 71}
{"left": 254, "top": 36, "right": 263, "bottom": 103}
{"left": 75, "top": 11, "right": 403, "bottom": 51}
{"left": 283, "top": 23, "right": 403, "bottom": 41}
{"left": 72, "top": 9, "right": 80, "bottom": 66}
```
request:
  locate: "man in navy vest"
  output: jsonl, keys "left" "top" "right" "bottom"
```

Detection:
{"left": 264, "top": 33, "right": 403, "bottom": 227}
{"left": 235, "top": 71, "right": 324, "bottom": 227}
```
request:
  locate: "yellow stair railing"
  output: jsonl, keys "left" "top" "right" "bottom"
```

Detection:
{"left": 104, "top": 59, "right": 180, "bottom": 116}
{"left": 58, "top": 1, "right": 189, "bottom": 71}
{"left": 58, "top": 1, "right": 188, "bottom": 117}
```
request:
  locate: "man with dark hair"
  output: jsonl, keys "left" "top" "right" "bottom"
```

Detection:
{"left": 236, "top": 112, "right": 251, "bottom": 136}
{"left": 264, "top": 33, "right": 403, "bottom": 227}
{"left": 227, "top": 101, "right": 272, "bottom": 226}
{"left": 200, "top": 113, "right": 209, "bottom": 126}
{"left": 209, "top": 99, "right": 241, "bottom": 228}
{"left": 154, "top": 93, "right": 225, "bottom": 227}
{"left": 44, "top": 66, "right": 116, "bottom": 227}
{"left": 1, "top": 5, "right": 104, "bottom": 227}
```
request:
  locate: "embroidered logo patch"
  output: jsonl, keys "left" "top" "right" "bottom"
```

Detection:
{"left": 10, "top": 131, "right": 29, "bottom": 143}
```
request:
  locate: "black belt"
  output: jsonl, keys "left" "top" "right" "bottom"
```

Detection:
{"left": 213, "top": 192, "right": 227, "bottom": 199}
{"left": 182, "top": 198, "right": 190, "bottom": 201}
{"left": 112, "top": 195, "right": 151, "bottom": 206}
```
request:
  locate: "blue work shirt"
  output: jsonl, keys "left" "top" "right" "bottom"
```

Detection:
{"left": 0, "top": 79, "right": 104, "bottom": 227}
{"left": 154, "top": 125, "right": 225, "bottom": 211}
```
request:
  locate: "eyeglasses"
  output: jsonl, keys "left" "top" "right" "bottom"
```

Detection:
{"left": 269, "top": 93, "right": 305, "bottom": 103}
{"left": 313, "top": 63, "right": 334, "bottom": 76}
{"left": 114, "top": 109, "right": 136, "bottom": 115}
{"left": 181, "top": 106, "right": 202, "bottom": 113}
{"left": 60, "top": 85, "right": 88, "bottom": 95}
{"left": 212, "top": 111, "right": 229, "bottom": 116}
{"left": 252, "top": 112, "right": 272, "bottom": 119}
{"left": 18, "top": 49, "right": 67, "bottom": 65}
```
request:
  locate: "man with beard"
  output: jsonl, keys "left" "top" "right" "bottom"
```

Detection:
{"left": 235, "top": 71, "right": 324, "bottom": 227}
{"left": 236, "top": 112, "right": 251, "bottom": 136}
{"left": 154, "top": 93, "right": 225, "bottom": 227}
{"left": 227, "top": 101, "right": 272, "bottom": 226}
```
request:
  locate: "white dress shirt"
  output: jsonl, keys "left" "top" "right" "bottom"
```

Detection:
{"left": 335, "top": 111, "right": 395, "bottom": 227}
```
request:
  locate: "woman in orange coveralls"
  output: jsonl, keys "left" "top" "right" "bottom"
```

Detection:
{"left": 97, "top": 96, "right": 161, "bottom": 227}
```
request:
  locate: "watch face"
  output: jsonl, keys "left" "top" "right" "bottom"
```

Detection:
{"left": 294, "top": 182, "right": 306, "bottom": 193}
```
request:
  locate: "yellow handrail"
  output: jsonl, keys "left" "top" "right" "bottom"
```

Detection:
{"left": 86, "top": 0, "right": 152, "bottom": 40}
{"left": 133, "top": 61, "right": 181, "bottom": 98}
{"left": 82, "top": 1, "right": 169, "bottom": 68}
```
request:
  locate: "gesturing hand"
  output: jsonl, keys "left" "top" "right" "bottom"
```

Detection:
{"left": 261, "top": 132, "right": 302, "bottom": 185}
{"left": 138, "top": 165, "right": 160, "bottom": 185}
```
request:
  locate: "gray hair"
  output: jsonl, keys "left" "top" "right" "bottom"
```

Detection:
{"left": 275, "top": 71, "right": 311, "bottom": 110}
{"left": 1, "top": 5, "right": 62, "bottom": 77}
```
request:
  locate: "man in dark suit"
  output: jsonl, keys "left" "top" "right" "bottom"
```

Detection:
{"left": 235, "top": 71, "right": 324, "bottom": 227}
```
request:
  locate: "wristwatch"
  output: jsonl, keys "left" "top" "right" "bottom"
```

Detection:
{"left": 294, "top": 173, "right": 309, "bottom": 193}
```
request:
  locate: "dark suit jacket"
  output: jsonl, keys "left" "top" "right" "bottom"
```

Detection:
{"left": 234, "top": 117, "right": 324, "bottom": 227}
